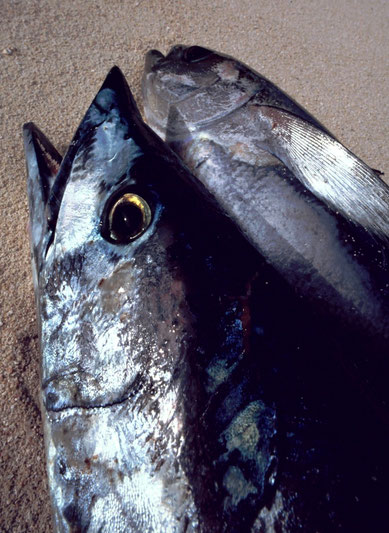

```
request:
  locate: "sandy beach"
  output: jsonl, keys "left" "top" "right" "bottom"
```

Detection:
{"left": 0, "top": 0, "right": 388, "bottom": 530}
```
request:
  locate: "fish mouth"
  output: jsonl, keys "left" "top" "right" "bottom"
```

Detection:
{"left": 143, "top": 46, "right": 192, "bottom": 74}
{"left": 144, "top": 49, "right": 165, "bottom": 73}
{"left": 43, "top": 371, "right": 146, "bottom": 414}
{"left": 144, "top": 45, "right": 215, "bottom": 74}
{"left": 43, "top": 396, "right": 133, "bottom": 426}
{"left": 166, "top": 45, "right": 214, "bottom": 63}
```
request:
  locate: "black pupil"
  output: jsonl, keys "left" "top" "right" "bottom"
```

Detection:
{"left": 112, "top": 202, "right": 144, "bottom": 240}
{"left": 185, "top": 46, "right": 211, "bottom": 63}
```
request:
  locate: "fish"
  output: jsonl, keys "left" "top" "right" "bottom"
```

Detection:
{"left": 142, "top": 45, "right": 389, "bottom": 347}
{"left": 24, "top": 66, "right": 282, "bottom": 532}
{"left": 24, "top": 66, "right": 389, "bottom": 532}
{"left": 25, "top": 64, "right": 389, "bottom": 532}
{"left": 142, "top": 45, "right": 389, "bottom": 425}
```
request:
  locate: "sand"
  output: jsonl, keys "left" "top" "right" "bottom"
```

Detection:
{"left": 0, "top": 0, "right": 388, "bottom": 530}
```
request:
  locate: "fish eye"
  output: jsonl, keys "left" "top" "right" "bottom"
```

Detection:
{"left": 106, "top": 193, "right": 152, "bottom": 244}
{"left": 184, "top": 46, "right": 212, "bottom": 63}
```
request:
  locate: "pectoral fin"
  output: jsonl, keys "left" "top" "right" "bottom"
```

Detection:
{"left": 253, "top": 105, "right": 389, "bottom": 241}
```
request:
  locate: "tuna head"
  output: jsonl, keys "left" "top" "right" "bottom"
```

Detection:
{"left": 24, "top": 68, "right": 277, "bottom": 532}
{"left": 24, "top": 66, "right": 199, "bottom": 532}
{"left": 142, "top": 45, "right": 327, "bottom": 139}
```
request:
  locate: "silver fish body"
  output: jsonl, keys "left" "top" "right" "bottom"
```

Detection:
{"left": 142, "top": 45, "right": 389, "bottom": 345}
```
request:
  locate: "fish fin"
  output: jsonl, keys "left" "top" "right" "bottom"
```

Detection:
{"left": 254, "top": 106, "right": 389, "bottom": 242}
{"left": 23, "top": 123, "right": 62, "bottom": 274}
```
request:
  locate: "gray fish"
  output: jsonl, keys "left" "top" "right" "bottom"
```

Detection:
{"left": 142, "top": 45, "right": 389, "bottom": 344}
{"left": 25, "top": 67, "right": 389, "bottom": 532}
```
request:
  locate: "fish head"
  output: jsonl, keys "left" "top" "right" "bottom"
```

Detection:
{"left": 142, "top": 45, "right": 333, "bottom": 143}
{"left": 25, "top": 67, "right": 189, "bottom": 412}
{"left": 142, "top": 45, "right": 261, "bottom": 136}
{"left": 24, "top": 67, "right": 205, "bottom": 531}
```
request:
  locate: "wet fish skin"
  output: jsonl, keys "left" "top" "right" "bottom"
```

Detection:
{"left": 24, "top": 67, "right": 282, "bottom": 532}
{"left": 142, "top": 45, "right": 389, "bottom": 344}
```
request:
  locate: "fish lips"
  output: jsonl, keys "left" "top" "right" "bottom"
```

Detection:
{"left": 43, "top": 372, "right": 132, "bottom": 412}
{"left": 144, "top": 49, "right": 165, "bottom": 73}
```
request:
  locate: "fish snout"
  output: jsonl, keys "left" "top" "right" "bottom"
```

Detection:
{"left": 166, "top": 45, "right": 213, "bottom": 63}
{"left": 165, "top": 44, "right": 187, "bottom": 60}
{"left": 144, "top": 49, "right": 165, "bottom": 73}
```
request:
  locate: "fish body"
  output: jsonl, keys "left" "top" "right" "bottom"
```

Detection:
{"left": 142, "top": 45, "right": 389, "bottom": 345}
{"left": 25, "top": 67, "right": 389, "bottom": 532}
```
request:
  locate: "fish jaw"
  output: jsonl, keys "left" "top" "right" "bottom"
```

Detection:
{"left": 24, "top": 123, "right": 63, "bottom": 295}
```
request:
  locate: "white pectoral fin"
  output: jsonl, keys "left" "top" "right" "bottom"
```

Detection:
{"left": 255, "top": 105, "right": 389, "bottom": 241}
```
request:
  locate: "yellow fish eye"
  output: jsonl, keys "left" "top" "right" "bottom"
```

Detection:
{"left": 108, "top": 193, "right": 152, "bottom": 244}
